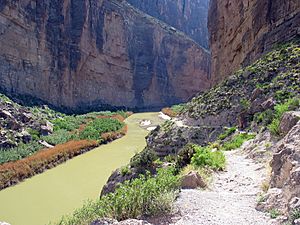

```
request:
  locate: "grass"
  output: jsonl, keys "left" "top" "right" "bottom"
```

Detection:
{"left": 221, "top": 133, "right": 256, "bottom": 151}
{"left": 218, "top": 127, "right": 237, "bottom": 140}
{"left": 191, "top": 144, "right": 226, "bottom": 171}
{"left": 269, "top": 208, "right": 280, "bottom": 219}
{"left": 53, "top": 168, "right": 179, "bottom": 225}
{"left": 257, "top": 194, "right": 267, "bottom": 204}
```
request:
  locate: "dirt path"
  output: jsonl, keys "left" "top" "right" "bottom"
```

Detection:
{"left": 171, "top": 150, "right": 272, "bottom": 225}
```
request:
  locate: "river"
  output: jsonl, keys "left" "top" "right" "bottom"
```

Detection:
{"left": 0, "top": 112, "right": 163, "bottom": 225}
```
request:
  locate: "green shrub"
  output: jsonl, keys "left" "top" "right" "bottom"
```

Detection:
{"left": 290, "top": 209, "right": 300, "bottom": 222}
{"left": 268, "top": 98, "right": 300, "bottom": 135}
{"left": 52, "top": 116, "right": 86, "bottom": 132}
{"left": 171, "top": 104, "right": 186, "bottom": 114}
{"left": 254, "top": 109, "right": 274, "bottom": 125}
{"left": 191, "top": 145, "right": 226, "bottom": 170}
{"left": 218, "top": 127, "right": 237, "bottom": 140}
{"left": 221, "top": 133, "right": 256, "bottom": 151}
{"left": 0, "top": 141, "right": 43, "bottom": 164}
{"left": 27, "top": 128, "right": 40, "bottom": 141}
{"left": 120, "top": 166, "right": 132, "bottom": 177}
{"left": 79, "top": 118, "right": 124, "bottom": 140}
{"left": 42, "top": 130, "right": 78, "bottom": 145}
{"left": 240, "top": 98, "right": 250, "bottom": 110}
{"left": 269, "top": 208, "right": 280, "bottom": 219}
{"left": 130, "top": 148, "right": 157, "bottom": 169}
{"left": 54, "top": 168, "right": 179, "bottom": 225}
{"left": 176, "top": 143, "right": 196, "bottom": 169}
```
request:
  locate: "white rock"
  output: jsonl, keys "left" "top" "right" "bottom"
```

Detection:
{"left": 158, "top": 112, "right": 171, "bottom": 120}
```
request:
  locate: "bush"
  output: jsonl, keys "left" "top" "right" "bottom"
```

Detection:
{"left": 268, "top": 98, "right": 300, "bottom": 135}
{"left": 254, "top": 109, "right": 274, "bottom": 126}
{"left": 176, "top": 143, "right": 196, "bottom": 169}
{"left": 0, "top": 141, "right": 43, "bottom": 164}
{"left": 290, "top": 209, "right": 300, "bottom": 222}
{"left": 54, "top": 168, "right": 179, "bottom": 225}
{"left": 221, "top": 133, "right": 256, "bottom": 151}
{"left": 130, "top": 148, "right": 157, "bottom": 170}
{"left": 41, "top": 130, "right": 78, "bottom": 145}
{"left": 27, "top": 128, "right": 40, "bottom": 141}
{"left": 52, "top": 116, "right": 86, "bottom": 132}
{"left": 218, "top": 127, "right": 237, "bottom": 140}
{"left": 191, "top": 145, "right": 226, "bottom": 171}
{"left": 79, "top": 118, "right": 124, "bottom": 140}
{"left": 162, "top": 104, "right": 186, "bottom": 117}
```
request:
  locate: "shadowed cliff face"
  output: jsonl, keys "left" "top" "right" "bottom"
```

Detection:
{"left": 126, "top": 0, "right": 209, "bottom": 49}
{"left": 0, "top": 0, "right": 211, "bottom": 113}
{"left": 209, "top": 0, "right": 300, "bottom": 83}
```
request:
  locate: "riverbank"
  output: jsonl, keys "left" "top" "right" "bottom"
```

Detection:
{"left": 0, "top": 113, "right": 128, "bottom": 190}
{"left": 0, "top": 112, "right": 164, "bottom": 225}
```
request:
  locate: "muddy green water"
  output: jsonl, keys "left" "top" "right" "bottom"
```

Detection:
{"left": 0, "top": 113, "right": 163, "bottom": 225}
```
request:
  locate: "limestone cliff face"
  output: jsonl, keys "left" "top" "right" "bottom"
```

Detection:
{"left": 209, "top": 0, "right": 300, "bottom": 83}
{"left": 0, "top": 0, "right": 210, "bottom": 112}
{"left": 126, "top": 0, "right": 209, "bottom": 49}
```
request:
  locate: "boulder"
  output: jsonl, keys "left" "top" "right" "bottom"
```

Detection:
{"left": 181, "top": 171, "right": 206, "bottom": 189}
{"left": 0, "top": 139, "right": 17, "bottom": 148}
{"left": 250, "top": 88, "right": 263, "bottom": 101}
{"left": 261, "top": 97, "right": 276, "bottom": 110}
{"left": 279, "top": 111, "right": 300, "bottom": 136}
{"left": 40, "top": 121, "right": 53, "bottom": 136}
{"left": 0, "top": 110, "right": 13, "bottom": 119}
{"left": 6, "top": 119, "right": 21, "bottom": 131}
{"left": 16, "top": 130, "right": 32, "bottom": 143}
{"left": 20, "top": 112, "right": 33, "bottom": 123}
{"left": 101, "top": 168, "right": 139, "bottom": 196}
{"left": 295, "top": 219, "right": 300, "bottom": 225}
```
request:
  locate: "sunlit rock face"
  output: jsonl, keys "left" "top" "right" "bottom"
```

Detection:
{"left": 209, "top": 0, "right": 300, "bottom": 83}
{"left": 126, "top": 0, "right": 210, "bottom": 49}
{"left": 0, "top": 0, "right": 211, "bottom": 113}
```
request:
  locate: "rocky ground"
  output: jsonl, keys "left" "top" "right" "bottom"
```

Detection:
{"left": 0, "top": 95, "right": 58, "bottom": 149}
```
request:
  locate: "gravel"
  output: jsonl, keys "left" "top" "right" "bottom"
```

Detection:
{"left": 170, "top": 150, "right": 273, "bottom": 225}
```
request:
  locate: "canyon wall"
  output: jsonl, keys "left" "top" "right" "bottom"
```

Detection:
{"left": 0, "top": 0, "right": 210, "bottom": 113}
{"left": 209, "top": 0, "right": 300, "bottom": 83}
{"left": 126, "top": 0, "right": 209, "bottom": 49}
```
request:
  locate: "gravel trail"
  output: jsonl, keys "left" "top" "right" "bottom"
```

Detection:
{"left": 170, "top": 150, "right": 272, "bottom": 225}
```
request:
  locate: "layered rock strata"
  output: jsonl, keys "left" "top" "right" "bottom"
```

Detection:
{"left": 0, "top": 0, "right": 210, "bottom": 112}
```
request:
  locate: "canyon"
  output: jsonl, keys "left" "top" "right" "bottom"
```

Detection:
{"left": 0, "top": 0, "right": 210, "bottom": 113}
{"left": 0, "top": 0, "right": 300, "bottom": 225}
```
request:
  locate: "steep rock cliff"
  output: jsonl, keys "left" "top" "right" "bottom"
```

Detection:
{"left": 209, "top": 0, "right": 300, "bottom": 83}
{"left": 0, "top": 0, "right": 210, "bottom": 113}
{"left": 126, "top": 0, "right": 209, "bottom": 49}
